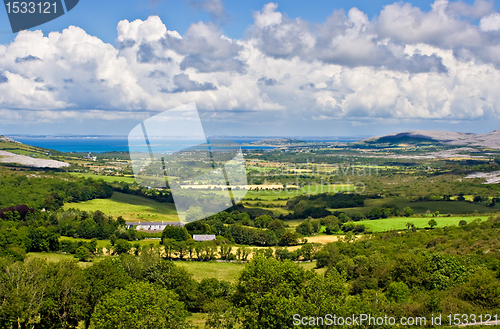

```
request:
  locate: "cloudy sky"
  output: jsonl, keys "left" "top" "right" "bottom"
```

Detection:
{"left": 1, "top": 0, "right": 500, "bottom": 136}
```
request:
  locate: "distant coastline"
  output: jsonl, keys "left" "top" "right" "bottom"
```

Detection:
{"left": 6, "top": 135, "right": 366, "bottom": 153}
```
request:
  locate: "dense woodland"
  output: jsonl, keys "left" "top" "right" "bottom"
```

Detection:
{"left": 3, "top": 217, "right": 500, "bottom": 328}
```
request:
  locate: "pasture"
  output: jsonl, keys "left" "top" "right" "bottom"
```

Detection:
{"left": 333, "top": 198, "right": 499, "bottom": 215}
{"left": 357, "top": 215, "right": 488, "bottom": 232}
{"left": 243, "top": 184, "right": 353, "bottom": 201}
{"left": 177, "top": 260, "right": 325, "bottom": 282}
{"left": 69, "top": 172, "right": 137, "bottom": 184}
{"left": 62, "top": 192, "right": 178, "bottom": 222}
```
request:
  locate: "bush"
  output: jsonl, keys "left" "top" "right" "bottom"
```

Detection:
{"left": 74, "top": 246, "right": 91, "bottom": 262}
{"left": 386, "top": 282, "right": 410, "bottom": 303}
{"left": 113, "top": 239, "right": 131, "bottom": 255}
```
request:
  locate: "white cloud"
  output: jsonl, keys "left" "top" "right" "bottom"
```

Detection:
{"left": 480, "top": 12, "right": 500, "bottom": 31}
{"left": 1, "top": 1, "right": 500, "bottom": 129}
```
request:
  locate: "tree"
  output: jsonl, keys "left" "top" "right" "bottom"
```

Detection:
{"left": 403, "top": 206, "right": 414, "bottom": 217}
{"left": 83, "top": 258, "right": 130, "bottom": 328}
{"left": 109, "top": 234, "right": 117, "bottom": 246}
{"left": 236, "top": 246, "right": 251, "bottom": 261}
{"left": 143, "top": 260, "right": 199, "bottom": 310}
{"left": 254, "top": 215, "right": 273, "bottom": 228}
{"left": 386, "top": 282, "right": 410, "bottom": 303}
{"left": 0, "top": 258, "right": 48, "bottom": 329}
{"left": 219, "top": 244, "right": 234, "bottom": 260}
{"left": 233, "top": 256, "right": 347, "bottom": 329}
{"left": 161, "top": 225, "right": 191, "bottom": 242}
{"left": 296, "top": 220, "right": 314, "bottom": 236}
{"left": 113, "top": 239, "right": 131, "bottom": 255}
{"left": 267, "top": 219, "right": 286, "bottom": 237}
{"left": 279, "top": 232, "right": 300, "bottom": 246}
{"left": 42, "top": 260, "right": 88, "bottom": 329}
{"left": 428, "top": 219, "right": 437, "bottom": 229}
{"left": 27, "top": 226, "right": 60, "bottom": 252}
{"left": 406, "top": 222, "right": 414, "bottom": 230}
{"left": 174, "top": 241, "right": 188, "bottom": 260}
{"left": 91, "top": 282, "right": 190, "bottom": 329}
{"left": 75, "top": 246, "right": 91, "bottom": 262}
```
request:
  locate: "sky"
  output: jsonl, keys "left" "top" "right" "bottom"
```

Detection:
{"left": 1, "top": 0, "right": 500, "bottom": 136}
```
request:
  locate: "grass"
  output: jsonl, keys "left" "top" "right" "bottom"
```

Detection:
{"left": 60, "top": 236, "right": 110, "bottom": 248}
{"left": 188, "top": 313, "right": 208, "bottom": 329}
{"left": 357, "top": 216, "right": 489, "bottom": 232}
{"left": 298, "top": 261, "right": 328, "bottom": 276}
{"left": 334, "top": 198, "right": 499, "bottom": 215}
{"left": 26, "top": 252, "right": 100, "bottom": 267}
{"left": 0, "top": 141, "right": 53, "bottom": 158}
{"left": 177, "top": 260, "right": 326, "bottom": 283}
{"left": 176, "top": 261, "right": 246, "bottom": 282}
{"left": 243, "top": 184, "right": 353, "bottom": 201}
{"left": 69, "top": 172, "right": 137, "bottom": 184}
{"left": 62, "top": 192, "right": 178, "bottom": 222}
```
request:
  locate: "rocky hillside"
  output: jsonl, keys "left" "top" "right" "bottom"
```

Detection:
{"left": 364, "top": 130, "right": 500, "bottom": 148}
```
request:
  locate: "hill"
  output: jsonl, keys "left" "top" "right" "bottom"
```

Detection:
{"left": 0, "top": 135, "right": 69, "bottom": 168}
{"left": 363, "top": 130, "right": 500, "bottom": 148}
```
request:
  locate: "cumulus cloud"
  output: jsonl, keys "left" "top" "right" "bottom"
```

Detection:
{"left": 169, "top": 73, "right": 217, "bottom": 93}
{"left": 1, "top": 1, "right": 500, "bottom": 129}
{"left": 480, "top": 12, "right": 500, "bottom": 31}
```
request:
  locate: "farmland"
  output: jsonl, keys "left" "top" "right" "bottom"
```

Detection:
{"left": 69, "top": 172, "right": 137, "bottom": 184}
{"left": 356, "top": 215, "right": 488, "bottom": 232}
{"left": 62, "top": 192, "right": 178, "bottom": 222}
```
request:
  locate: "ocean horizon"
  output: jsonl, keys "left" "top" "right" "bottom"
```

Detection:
{"left": 6, "top": 135, "right": 364, "bottom": 153}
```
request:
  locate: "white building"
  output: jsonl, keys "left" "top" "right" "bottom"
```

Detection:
{"left": 193, "top": 234, "right": 216, "bottom": 241}
{"left": 127, "top": 221, "right": 184, "bottom": 231}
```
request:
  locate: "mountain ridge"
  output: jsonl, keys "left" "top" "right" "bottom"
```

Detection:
{"left": 363, "top": 130, "right": 500, "bottom": 148}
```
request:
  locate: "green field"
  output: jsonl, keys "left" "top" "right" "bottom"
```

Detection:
{"left": 0, "top": 140, "right": 54, "bottom": 158}
{"left": 63, "top": 192, "right": 178, "bottom": 222}
{"left": 334, "top": 198, "right": 499, "bottom": 215}
{"left": 176, "top": 261, "right": 246, "bottom": 282}
{"left": 69, "top": 172, "right": 137, "bottom": 184}
{"left": 177, "top": 260, "right": 325, "bottom": 282}
{"left": 357, "top": 216, "right": 488, "bottom": 232}
{"left": 243, "top": 184, "right": 353, "bottom": 201}
{"left": 26, "top": 252, "right": 99, "bottom": 267}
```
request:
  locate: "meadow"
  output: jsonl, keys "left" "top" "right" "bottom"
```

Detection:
{"left": 243, "top": 183, "right": 353, "bottom": 201}
{"left": 333, "top": 198, "right": 498, "bottom": 215}
{"left": 357, "top": 215, "right": 489, "bottom": 232}
{"left": 62, "top": 192, "right": 178, "bottom": 222}
{"left": 68, "top": 172, "right": 137, "bottom": 184}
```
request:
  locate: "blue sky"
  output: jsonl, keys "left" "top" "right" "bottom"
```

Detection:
{"left": 0, "top": 0, "right": 467, "bottom": 43}
{"left": 1, "top": 0, "right": 500, "bottom": 136}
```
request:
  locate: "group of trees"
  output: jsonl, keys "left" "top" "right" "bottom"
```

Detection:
{"left": 112, "top": 181, "right": 174, "bottom": 203}
{"left": 0, "top": 208, "right": 147, "bottom": 261}
{"left": 184, "top": 211, "right": 303, "bottom": 247}
{"left": 160, "top": 224, "right": 306, "bottom": 261}
{"left": 313, "top": 216, "right": 500, "bottom": 317}
{"left": 0, "top": 251, "right": 222, "bottom": 328}
{"left": 0, "top": 170, "right": 113, "bottom": 211}
{"left": 4, "top": 216, "right": 500, "bottom": 328}
{"left": 283, "top": 193, "right": 365, "bottom": 219}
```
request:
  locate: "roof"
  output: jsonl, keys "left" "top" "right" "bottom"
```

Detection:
{"left": 127, "top": 222, "right": 184, "bottom": 226}
{"left": 193, "top": 234, "right": 216, "bottom": 241}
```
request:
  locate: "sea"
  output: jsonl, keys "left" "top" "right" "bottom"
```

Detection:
{"left": 7, "top": 136, "right": 362, "bottom": 153}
